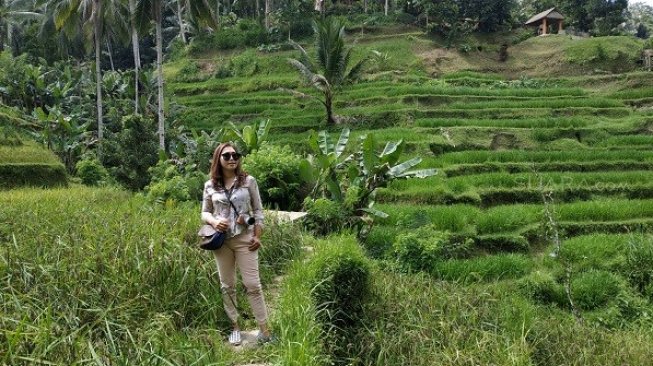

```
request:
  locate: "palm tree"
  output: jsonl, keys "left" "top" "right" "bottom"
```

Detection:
{"left": 127, "top": 0, "right": 141, "bottom": 113}
{"left": 0, "top": 0, "right": 42, "bottom": 53}
{"left": 288, "top": 17, "right": 366, "bottom": 125}
{"left": 137, "top": 0, "right": 215, "bottom": 151}
{"left": 48, "top": 0, "right": 105, "bottom": 154}
{"left": 47, "top": 0, "right": 126, "bottom": 156}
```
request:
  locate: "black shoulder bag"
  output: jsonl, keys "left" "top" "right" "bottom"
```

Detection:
{"left": 197, "top": 186, "right": 239, "bottom": 250}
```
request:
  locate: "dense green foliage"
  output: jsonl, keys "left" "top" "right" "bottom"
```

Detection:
{"left": 243, "top": 144, "right": 306, "bottom": 210}
{"left": 102, "top": 114, "right": 159, "bottom": 191}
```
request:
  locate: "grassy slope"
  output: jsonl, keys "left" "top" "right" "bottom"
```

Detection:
{"left": 0, "top": 106, "right": 68, "bottom": 188}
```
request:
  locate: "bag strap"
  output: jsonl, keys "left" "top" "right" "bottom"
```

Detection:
{"left": 224, "top": 185, "right": 240, "bottom": 218}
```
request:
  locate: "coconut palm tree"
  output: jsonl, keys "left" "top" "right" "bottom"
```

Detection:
{"left": 0, "top": 0, "right": 42, "bottom": 53}
{"left": 288, "top": 17, "right": 367, "bottom": 125}
{"left": 47, "top": 0, "right": 126, "bottom": 156}
{"left": 127, "top": 0, "right": 141, "bottom": 113}
{"left": 137, "top": 0, "right": 215, "bottom": 151}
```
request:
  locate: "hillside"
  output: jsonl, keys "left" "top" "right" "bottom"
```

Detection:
{"left": 162, "top": 29, "right": 653, "bottom": 363}
{"left": 0, "top": 105, "right": 67, "bottom": 189}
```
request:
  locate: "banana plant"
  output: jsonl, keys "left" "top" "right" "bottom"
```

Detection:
{"left": 226, "top": 119, "right": 271, "bottom": 156}
{"left": 351, "top": 133, "right": 437, "bottom": 219}
{"left": 301, "top": 128, "right": 437, "bottom": 227}
{"left": 300, "top": 128, "right": 351, "bottom": 201}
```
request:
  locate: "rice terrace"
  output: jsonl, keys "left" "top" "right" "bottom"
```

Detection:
{"left": 3, "top": 0, "right": 653, "bottom": 365}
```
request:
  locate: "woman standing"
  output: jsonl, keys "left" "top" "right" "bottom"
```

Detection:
{"left": 201, "top": 142, "right": 272, "bottom": 345}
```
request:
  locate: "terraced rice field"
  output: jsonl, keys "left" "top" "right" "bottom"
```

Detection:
{"left": 169, "top": 44, "right": 653, "bottom": 271}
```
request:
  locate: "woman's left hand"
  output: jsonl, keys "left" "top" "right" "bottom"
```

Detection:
{"left": 249, "top": 236, "right": 261, "bottom": 251}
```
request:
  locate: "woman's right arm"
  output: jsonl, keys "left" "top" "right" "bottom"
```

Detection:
{"left": 201, "top": 182, "right": 218, "bottom": 226}
{"left": 202, "top": 181, "right": 230, "bottom": 231}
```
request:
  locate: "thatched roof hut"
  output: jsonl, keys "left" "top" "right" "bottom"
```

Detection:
{"left": 525, "top": 8, "right": 565, "bottom": 35}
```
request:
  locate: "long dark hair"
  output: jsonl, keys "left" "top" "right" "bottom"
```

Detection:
{"left": 210, "top": 142, "right": 247, "bottom": 190}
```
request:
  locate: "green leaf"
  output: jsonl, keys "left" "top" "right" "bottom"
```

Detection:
{"left": 359, "top": 207, "right": 389, "bottom": 219}
{"left": 361, "top": 134, "right": 376, "bottom": 174}
{"left": 242, "top": 125, "right": 256, "bottom": 151}
{"left": 388, "top": 157, "right": 422, "bottom": 177}
{"left": 299, "top": 159, "right": 315, "bottom": 183}
{"left": 318, "top": 130, "right": 331, "bottom": 155}
{"left": 400, "top": 168, "right": 438, "bottom": 179}
{"left": 308, "top": 130, "right": 320, "bottom": 154}
{"left": 335, "top": 128, "right": 350, "bottom": 158}
{"left": 325, "top": 176, "right": 342, "bottom": 201}
{"left": 380, "top": 140, "right": 405, "bottom": 166}
{"left": 257, "top": 119, "right": 271, "bottom": 142}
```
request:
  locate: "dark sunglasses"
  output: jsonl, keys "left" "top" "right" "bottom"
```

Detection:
{"left": 221, "top": 152, "right": 241, "bottom": 161}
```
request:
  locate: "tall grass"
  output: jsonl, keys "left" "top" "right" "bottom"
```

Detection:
{"left": 0, "top": 141, "right": 61, "bottom": 164}
{"left": 0, "top": 187, "right": 301, "bottom": 364}
{"left": 273, "top": 238, "right": 326, "bottom": 366}
{"left": 428, "top": 150, "right": 653, "bottom": 167}
{"left": 376, "top": 198, "right": 653, "bottom": 236}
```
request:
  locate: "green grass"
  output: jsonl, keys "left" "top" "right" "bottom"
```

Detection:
{"left": 0, "top": 187, "right": 302, "bottom": 364}
{"left": 565, "top": 36, "right": 644, "bottom": 64}
{"left": 0, "top": 141, "right": 61, "bottom": 164}
{"left": 375, "top": 198, "right": 653, "bottom": 236}
{"left": 428, "top": 150, "right": 653, "bottom": 167}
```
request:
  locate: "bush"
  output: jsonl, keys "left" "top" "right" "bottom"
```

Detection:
{"left": 172, "top": 60, "right": 204, "bottom": 82}
{"left": 303, "top": 198, "right": 347, "bottom": 236}
{"left": 102, "top": 114, "right": 159, "bottom": 191}
{"left": 75, "top": 156, "right": 109, "bottom": 186}
{"left": 242, "top": 144, "right": 306, "bottom": 211}
{"left": 434, "top": 254, "right": 532, "bottom": 283}
{"left": 572, "top": 270, "right": 623, "bottom": 310}
{"left": 518, "top": 270, "right": 565, "bottom": 304}
{"left": 229, "top": 49, "right": 260, "bottom": 77}
{"left": 308, "top": 235, "right": 372, "bottom": 329}
{"left": 393, "top": 226, "right": 473, "bottom": 273}
{"left": 146, "top": 160, "right": 207, "bottom": 203}
{"left": 0, "top": 163, "right": 67, "bottom": 189}
{"left": 146, "top": 175, "right": 191, "bottom": 203}
{"left": 622, "top": 235, "right": 653, "bottom": 301}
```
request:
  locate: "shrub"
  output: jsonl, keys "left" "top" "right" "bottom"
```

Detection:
{"left": 622, "top": 235, "right": 653, "bottom": 301}
{"left": 303, "top": 198, "right": 347, "bottom": 236}
{"left": 572, "top": 270, "right": 623, "bottom": 310}
{"left": 518, "top": 270, "right": 565, "bottom": 304}
{"left": 75, "top": 156, "right": 109, "bottom": 186}
{"left": 434, "top": 254, "right": 532, "bottom": 283}
{"left": 146, "top": 160, "right": 207, "bottom": 203}
{"left": 0, "top": 163, "right": 67, "bottom": 189}
{"left": 308, "top": 235, "right": 372, "bottom": 329}
{"left": 146, "top": 175, "right": 191, "bottom": 203}
{"left": 393, "top": 226, "right": 473, "bottom": 273}
{"left": 173, "top": 60, "right": 202, "bottom": 82}
{"left": 242, "top": 144, "right": 306, "bottom": 211}
{"left": 102, "top": 114, "right": 159, "bottom": 191}
{"left": 229, "top": 49, "right": 260, "bottom": 77}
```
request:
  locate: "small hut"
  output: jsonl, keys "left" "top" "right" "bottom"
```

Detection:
{"left": 525, "top": 8, "right": 565, "bottom": 35}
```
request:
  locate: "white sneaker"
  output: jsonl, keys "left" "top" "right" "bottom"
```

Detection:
{"left": 229, "top": 330, "right": 242, "bottom": 346}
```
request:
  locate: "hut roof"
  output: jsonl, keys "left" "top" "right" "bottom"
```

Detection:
{"left": 525, "top": 8, "right": 565, "bottom": 25}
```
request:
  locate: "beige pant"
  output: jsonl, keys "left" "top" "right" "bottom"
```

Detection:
{"left": 212, "top": 232, "right": 268, "bottom": 325}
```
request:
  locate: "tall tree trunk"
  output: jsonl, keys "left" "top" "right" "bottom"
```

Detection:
{"left": 216, "top": 0, "right": 220, "bottom": 28}
{"left": 129, "top": 0, "right": 141, "bottom": 114}
{"left": 94, "top": 0, "right": 104, "bottom": 157}
{"left": 325, "top": 88, "right": 335, "bottom": 125}
{"left": 106, "top": 39, "right": 115, "bottom": 71}
{"left": 0, "top": 20, "right": 6, "bottom": 52}
{"left": 155, "top": 0, "right": 165, "bottom": 150}
{"left": 176, "top": 0, "right": 187, "bottom": 44}
{"left": 264, "top": 0, "right": 270, "bottom": 30}
{"left": 364, "top": 0, "right": 367, "bottom": 13}
{"left": 384, "top": 0, "right": 388, "bottom": 16}
{"left": 256, "top": 0, "right": 260, "bottom": 18}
